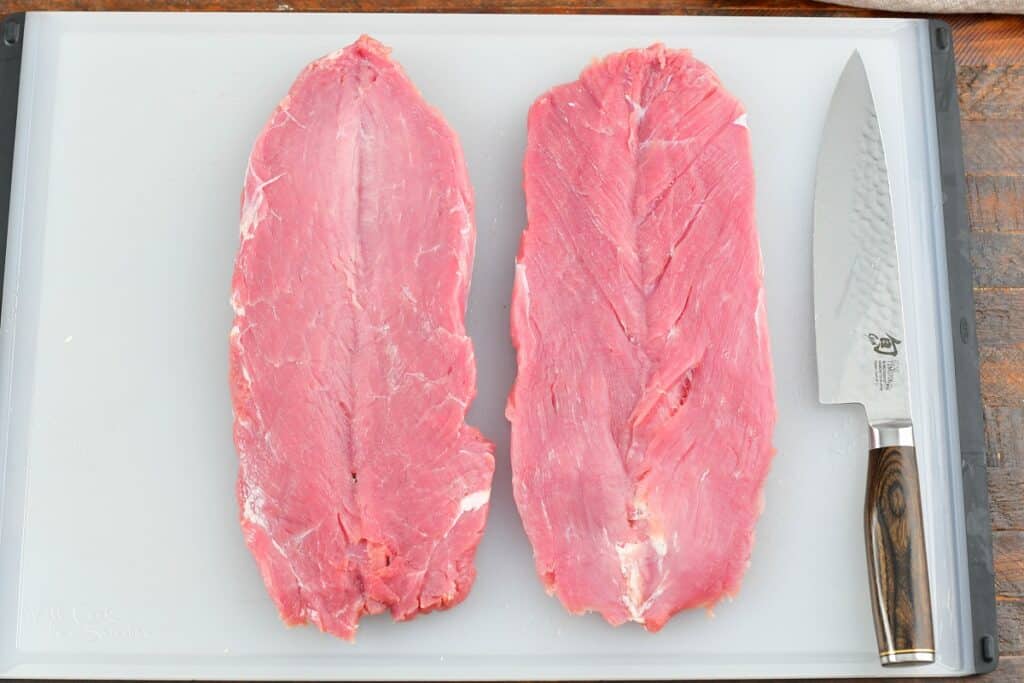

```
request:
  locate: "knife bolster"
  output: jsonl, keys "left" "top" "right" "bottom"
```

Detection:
{"left": 869, "top": 421, "right": 914, "bottom": 449}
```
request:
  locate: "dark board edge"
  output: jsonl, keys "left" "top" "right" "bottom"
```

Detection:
{"left": 0, "top": 12, "right": 23, "bottom": 320}
{"left": 928, "top": 18, "right": 999, "bottom": 677}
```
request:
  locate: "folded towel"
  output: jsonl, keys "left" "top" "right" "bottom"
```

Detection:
{"left": 822, "top": 0, "right": 1023, "bottom": 12}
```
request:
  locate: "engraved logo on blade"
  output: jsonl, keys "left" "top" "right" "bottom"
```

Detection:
{"left": 873, "top": 359, "right": 898, "bottom": 392}
{"left": 868, "top": 333, "right": 901, "bottom": 392}
{"left": 867, "top": 333, "right": 901, "bottom": 357}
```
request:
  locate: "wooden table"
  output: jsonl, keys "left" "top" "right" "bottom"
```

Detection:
{"left": 0, "top": 0, "right": 1020, "bottom": 679}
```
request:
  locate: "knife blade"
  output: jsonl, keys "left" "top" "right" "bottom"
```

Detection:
{"left": 813, "top": 51, "right": 935, "bottom": 667}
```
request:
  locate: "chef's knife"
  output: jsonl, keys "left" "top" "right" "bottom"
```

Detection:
{"left": 813, "top": 51, "right": 935, "bottom": 667}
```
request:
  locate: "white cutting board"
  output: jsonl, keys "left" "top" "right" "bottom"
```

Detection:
{"left": 0, "top": 12, "right": 971, "bottom": 679}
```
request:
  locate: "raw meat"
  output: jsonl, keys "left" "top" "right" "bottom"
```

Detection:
{"left": 508, "top": 44, "right": 776, "bottom": 631}
{"left": 230, "top": 36, "right": 494, "bottom": 641}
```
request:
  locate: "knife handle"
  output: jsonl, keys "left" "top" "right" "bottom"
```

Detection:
{"left": 864, "top": 425, "right": 934, "bottom": 666}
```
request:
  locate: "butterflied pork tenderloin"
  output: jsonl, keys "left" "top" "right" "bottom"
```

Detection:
{"left": 508, "top": 44, "right": 776, "bottom": 631}
{"left": 230, "top": 36, "right": 495, "bottom": 641}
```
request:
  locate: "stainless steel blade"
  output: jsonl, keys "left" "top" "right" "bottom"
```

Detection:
{"left": 813, "top": 51, "right": 910, "bottom": 426}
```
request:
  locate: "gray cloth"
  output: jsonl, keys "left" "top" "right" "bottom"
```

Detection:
{"left": 823, "top": 0, "right": 1024, "bottom": 12}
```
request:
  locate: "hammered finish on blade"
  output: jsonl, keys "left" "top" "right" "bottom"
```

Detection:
{"left": 813, "top": 52, "right": 910, "bottom": 424}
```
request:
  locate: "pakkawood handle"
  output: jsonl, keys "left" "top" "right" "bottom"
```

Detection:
{"left": 865, "top": 443, "right": 935, "bottom": 666}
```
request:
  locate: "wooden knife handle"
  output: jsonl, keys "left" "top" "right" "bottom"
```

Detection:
{"left": 864, "top": 443, "right": 935, "bottom": 666}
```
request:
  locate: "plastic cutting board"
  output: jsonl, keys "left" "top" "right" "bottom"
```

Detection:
{"left": 0, "top": 12, "right": 997, "bottom": 680}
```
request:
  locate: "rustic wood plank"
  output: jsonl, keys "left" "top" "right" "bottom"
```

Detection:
{"left": 982, "top": 347, "right": 1024, "bottom": 408}
{"left": 962, "top": 120, "right": 1024, "bottom": 176}
{"left": 996, "top": 531, "right": 1024, "bottom": 597}
{"left": 985, "top": 406, "right": 1024, "bottom": 468}
{"left": 991, "top": 466, "right": 1024, "bottom": 529}
{"left": 999, "top": 596, "right": 1024, "bottom": 656}
{"left": 967, "top": 174, "right": 1024, "bottom": 232}
{"left": 947, "top": 16, "right": 1024, "bottom": 68}
{"left": 976, "top": 288, "right": 1024, "bottom": 347}
{"left": 993, "top": 533, "right": 1023, "bottom": 658}
{"left": 973, "top": 233, "right": 1024, "bottom": 287}
{"left": 959, "top": 65, "right": 1024, "bottom": 122}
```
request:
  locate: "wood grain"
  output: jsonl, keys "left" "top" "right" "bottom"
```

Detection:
{"left": 0, "top": 0, "right": 1021, "bottom": 679}
{"left": 973, "top": 233, "right": 1024, "bottom": 287}
{"left": 995, "top": 531, "right": 1024, "bottom": 597}
{"left": 982, "top": 347, "right": 1024, "bottom": 407}
{"left": 864, "top": 445, "right": 935, "bottom": 663}
{"left": 947, "top": 16, "right": 1024, "bottom": 67}
{"left": 990, "top": 466, "right": 1024, "bottom": 528}
{"left": 959, "top": 66, "right": 1024, "bottom": 121}
{"left": 976, "top": 288, "right": 1024, "bottom": 346}
{"left": 999, "top": 598, "right": 1024, "bottom": 657}
{"left": 966, "top": 174, "right": 1024, "bottom": 232}
{"left": 963, "top": 120, "right": 1024, "bottom": 176}
{"left": 985, "top": 406, "right": 1024, "bottom": 467}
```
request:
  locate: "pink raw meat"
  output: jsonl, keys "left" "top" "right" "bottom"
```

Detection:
{"left": 508, "top": 44, "right": 776, "bottom": 631}
{"left": 230, "top": 36, "right": 495, "bottom": 641}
